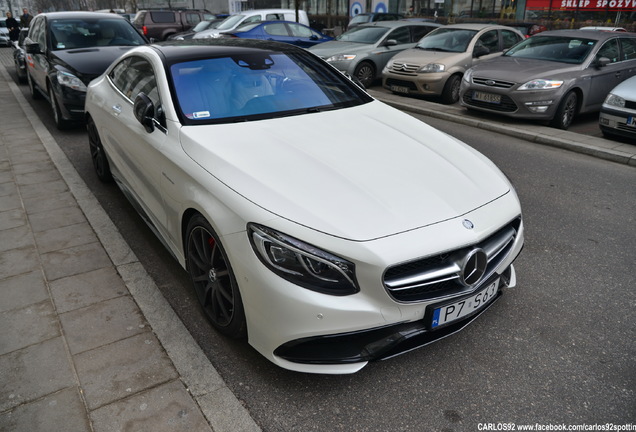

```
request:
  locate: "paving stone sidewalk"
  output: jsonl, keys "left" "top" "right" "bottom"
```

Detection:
{"left": 0, "top": 48, "right": 260, "bottom": 432}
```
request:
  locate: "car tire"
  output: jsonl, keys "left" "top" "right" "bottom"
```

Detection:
{"left": 354, "top": 61, "right": 375, "bottom": 89}
{"left": 27, "top": 72, "right": 42, "bottom": 100}
{"left": 49, "top": 85, "right": 70, "bottom": 130}
{"left": 550, "top": 91, "right": 577, "bottom": 130}
{"left": 87, "top": 116, "right": 113, "bottom": 182}
{"left": 441, "top": 74, "right": 461, "bottom": 104}
{"left": 186, "top": 215, "right": 247, "bottom": 339}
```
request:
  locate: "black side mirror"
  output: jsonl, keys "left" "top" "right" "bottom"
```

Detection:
{"left": 25, "top": 43, "right": 42, "bottom": 54}
{"left": 596, "top": 56, "right": 610, "bottom": 68}
{"left": 473, "top": 45, "right": 490, "bottom": 58}
{"left": 134, "top": 93, "right": 155, "bottom": 133}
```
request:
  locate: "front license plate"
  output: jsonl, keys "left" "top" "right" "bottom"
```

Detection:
{"left": 473, "top": 91, "right": 501, "bottom": 104}
{"left": 627, "top": 116, "right": 636, "bottom": 127}
{"left": 430, "top": 279, "right": 500, "bottom": 329}
{"left": 391, "top": 85, "right": 410, "bottom": 94}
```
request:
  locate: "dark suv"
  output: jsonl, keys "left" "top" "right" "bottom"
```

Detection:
{"left": 133, "top": 9, "right": 216, "bottom": 40}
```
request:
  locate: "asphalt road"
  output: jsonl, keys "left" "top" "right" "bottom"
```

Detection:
{"left": 7, "top": 65, "right": 635, "bottom": 431}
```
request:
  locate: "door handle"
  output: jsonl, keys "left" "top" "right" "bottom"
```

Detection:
{"left": 111, "top": 104, "right": 122, "bottom": 115}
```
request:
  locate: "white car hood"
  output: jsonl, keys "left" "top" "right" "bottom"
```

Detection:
{"left": 180, "top": 101, "right": 510, "bottom": 241}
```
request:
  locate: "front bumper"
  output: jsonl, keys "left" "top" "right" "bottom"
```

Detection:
{"left": 56, "top": 85, "right": 87, "bottom": 122}
{"left": 227, "top": 191, "right": 524, "bottom": 374}
{"left": 459, "top": 81, "right": 567, "bottom": 121}
{"left": 274, "top": 269, "right": 513, "bottom": 364}
{"left": 382, "top": 71, "right": 450, "bottom": 97}
{"left": 599, "top": 106, "right": 636, "bottom": 139}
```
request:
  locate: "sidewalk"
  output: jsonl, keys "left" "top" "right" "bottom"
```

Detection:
{"left": 0, "top": 45, "right": 634, "bottom": 432}
{"left": 0, "top": 52, "right": 261, "bottom": 431}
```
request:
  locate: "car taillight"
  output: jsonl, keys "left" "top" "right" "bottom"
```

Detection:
{"left": 142, "top": 25, "right": 148, "bottom": 35}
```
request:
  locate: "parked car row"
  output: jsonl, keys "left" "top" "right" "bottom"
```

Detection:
{"left": 12, "top": 9, "right": 636, "bottom": 139}
{"left": 321, "top": 20, "right": 634, "bottom": 136}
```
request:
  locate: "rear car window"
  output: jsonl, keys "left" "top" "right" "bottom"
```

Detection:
{"left": 150, "top": 11, "right": 176, "bottom": 23}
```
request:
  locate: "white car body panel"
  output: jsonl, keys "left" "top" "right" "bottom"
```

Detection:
{"left": 180, "top": 100, "right": 510, "bottom": 241}
{"left": 85, "top": 44, "right": 524, "bottom": 374}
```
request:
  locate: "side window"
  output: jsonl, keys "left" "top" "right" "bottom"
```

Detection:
{"left": 185, "top": 13, "right": 201, "bottom": 25}
{"left": 264, "top": 23, "right": 290, "bottom": 36}
{"left": 502, "top": 30, "right": 521, "bottom": 50}
{"left": 150, "top": 11, "right": 175, "bottom": 23}
{"left": 619, "top": 37, "right": 636, "bottom": 60}
{"left": 412, "top": 25, "right": 436, "bottom": 42}
{"left": 109, "top": 58, "right": 132, "bottom": 92}
{"left": 30, "top": 18, "right": 45, "bottom": 48}
{"left": 288, "top": 23, "right": 313, "bottom": 38}
{"left": 265, "top": 13, "right": 284, "bottom": 21}
{"left": 478, "top": 30, "right": 499, "bottom": 53}
{"left": 386, "top": 27, "right": 410, "bottom": 45}
{"left": 596, "top": 39, "right": 620, "bottom": 63}
{"left": 109, "top": 56, "right": 160, "bottom": 109}
{"left": 203, "top": 13, "right": 216, "bottom": 21}
{"left": 244, "top": 15, "right": 262, "bottom": 24}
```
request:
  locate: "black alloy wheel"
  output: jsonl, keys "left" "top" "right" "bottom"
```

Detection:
{"left": 186, "top": 215, "right": 247, "bottom": 338}
{"left": 354, "top": 61, "right": 376, "bottom": 89}
{"left": 551, "top": 91, "right": 578, "bottom": 130}
{"left": 87, "top": 117, "right": 113, "bottom": 182}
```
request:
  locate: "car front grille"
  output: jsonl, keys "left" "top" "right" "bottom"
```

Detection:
{"left": 387, "top": 61, "right": 419, "bottom": 74}
{"left": 383, "top": 218, "right": 521, "bottom": 303}
{"left": 462, "top": 92, "right": 518, "bottom": 112}
{"left": 471, "top": 77, "right": 516, "bottom": 89}
{"left": 625, "top": 100, "right": 636, "bottom": 110}
{"left": 385, "top": 78, "right": 418, "bottom": 90}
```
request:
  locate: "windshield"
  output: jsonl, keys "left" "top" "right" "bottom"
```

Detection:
{"left": 335, "top": 26, "right": 389, "bottom": 44}
{"left": 170, "top": 49, "right": 372, "bottom": 124}
{"left": 504, "top": 35, "right": 596, "bottom": 64}
{"left": 49, "top": 18, "right": 146, "bottom": 50}
{"left": 192, "top": 20, "right": 213, "bottom": 32}
{"left": 349, "top": 15, "right": 372, "bottom": 25}
{"left": 216, "top": 14, "right": 246, "bottom": 30}
{"left": 416, "top": 28, "right": 477, "bottom": 52}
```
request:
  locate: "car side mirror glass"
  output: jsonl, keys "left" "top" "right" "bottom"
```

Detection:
{"left": 25, "top": 43, "right": 42, "bottom": 54}
{"left": 134, "top": 93, "right": 155, "bottom": 133}
{"left": 596, "top": 56, "right": 610, "bottom": 68}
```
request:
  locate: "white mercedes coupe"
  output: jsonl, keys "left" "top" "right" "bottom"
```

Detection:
{"left": 85, "top": 39, "right": 524, "bottom": 374}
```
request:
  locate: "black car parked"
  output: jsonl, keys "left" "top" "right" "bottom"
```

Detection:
{"left": 12, "top": 28, "right": 29, "bottom": 83}
{"left": 25, "top": 11, "right": 147, "bottom": 129}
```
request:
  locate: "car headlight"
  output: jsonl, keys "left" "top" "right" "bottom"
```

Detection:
{"left": 248, "top": 223, "right": 359, "bottom": 296}
{"left": 463, "top": 68, "right": 473, "bottom": 83}
{"left": 56, "top": 71, "right": 87, "bottom": 92}
{"left": 518, "top": 79, "right": 563, "bottom": 90}
{"left": 418, "top": 63, "right": 445, "bottom": 73}
{"left": 604, "top": 93, "right": 625, "bottom": 108}
{"left": 326, "top": 54, "right": 356, "bottom": 62}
